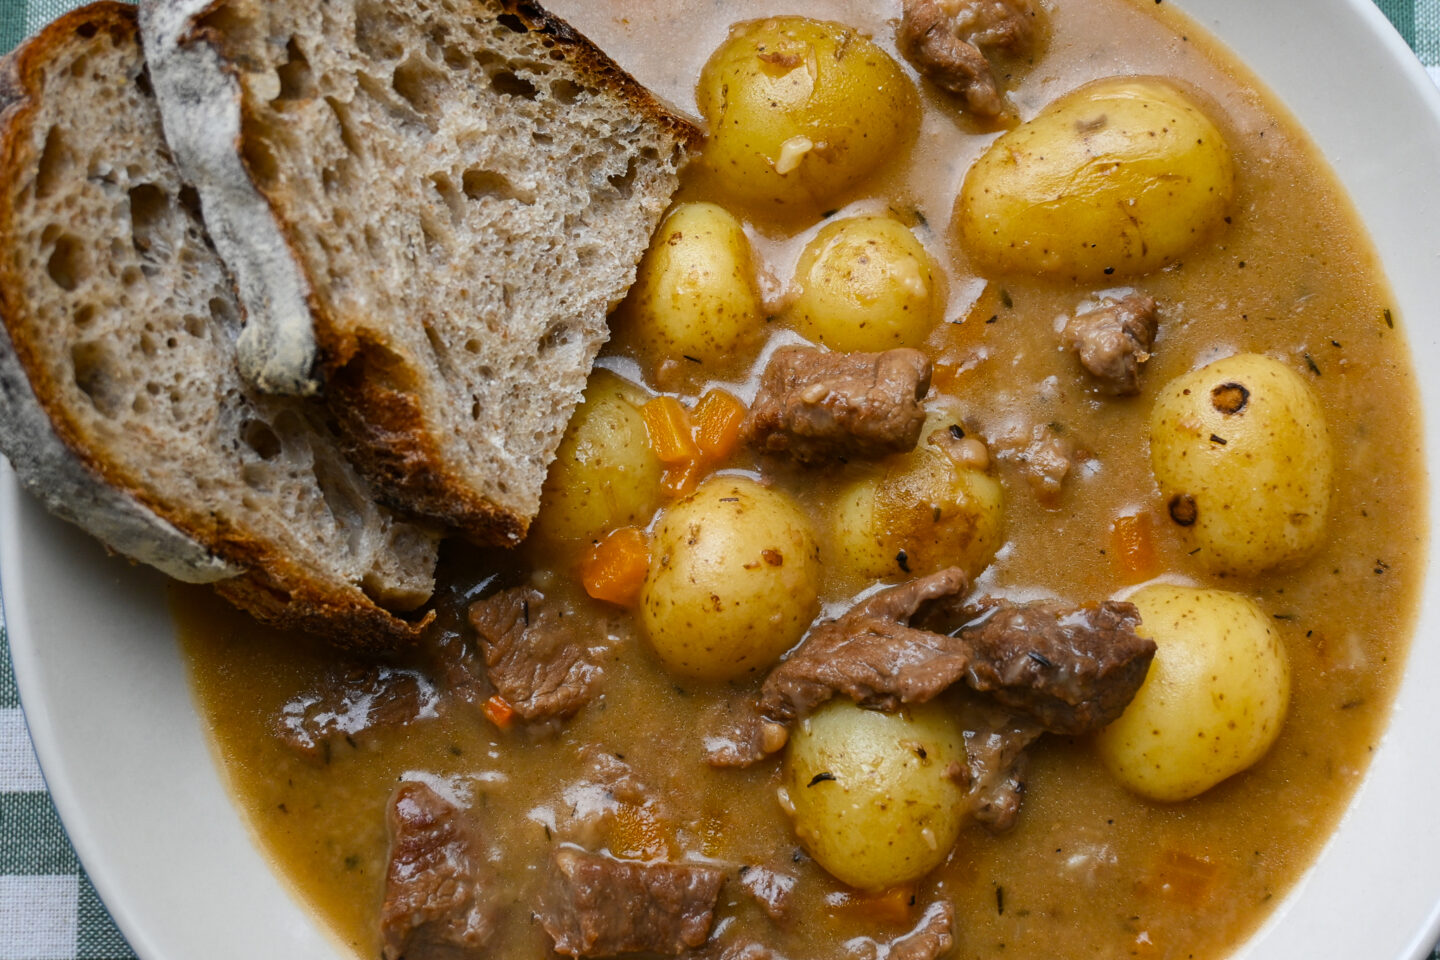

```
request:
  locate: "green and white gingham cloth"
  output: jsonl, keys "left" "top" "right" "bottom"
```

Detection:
{"left": 0, "top": 0, "right": 1437, "bottom": 957}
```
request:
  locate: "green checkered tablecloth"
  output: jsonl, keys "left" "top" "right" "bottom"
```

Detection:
{"left": 0, "top": 0, "right": 1438, "bottom": 958}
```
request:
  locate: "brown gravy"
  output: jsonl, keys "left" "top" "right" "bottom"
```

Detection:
{"left": 173, "top": 1, "right": 1426, "bottom": 958}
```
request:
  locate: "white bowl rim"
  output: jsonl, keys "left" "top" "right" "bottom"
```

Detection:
{"left": 5, "top": 0, "right": 1440, "bottom": 957}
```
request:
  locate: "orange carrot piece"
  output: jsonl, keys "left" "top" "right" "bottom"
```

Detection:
{"left": 1111, "top": 512, "right": 1161, "bottom": 583}
{"left": 581, "top": 526, "right": 650, "bottom": 606}
{"left": 610, "top": 802, "right": 672, "bottom": 861}
{"left": 693, "top": 389, "right": 748, "bottom": 462}
{"left": 661, "top": 458, "right": 706, "bottom": 499}
{"left": 829, "top": 884, "right": 916, "bottom": 926}
{"left": 483, "top": 694, "right": 517, "bottom": 730}
{"left": 642, "top": 396, "right": 700, "bottom": 464}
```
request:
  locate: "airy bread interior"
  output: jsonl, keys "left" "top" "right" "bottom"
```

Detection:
{"left": 147, "top": 0, "right": 700, "bottom": 542}
{"left": 0, "top": 5, "right": 438, "bottom": 644}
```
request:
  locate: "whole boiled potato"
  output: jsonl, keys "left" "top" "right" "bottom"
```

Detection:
{"left": 613, "top": 202, "right": 762, "bottom": 365}
{"left": 1149, "top": 353, "right": 1332, "bottom": 575}
{"left": 697, "top": 17, "right": 919, "bottom": 211}
{"left": 785, "top": 700, "right": 967, "bottom": 890}
{"left": 533, "top": 370, "right": 662, "bottom": 543}
{"left": 1096, "top": 584, "right": 1291, "bottom": 802}
{"left": 958, "top": 77, "right": 1235, "bottom": 279}
{"left": 831, "top": 432, "right": 1003, "bottom": 585}
{"left": 788, "top": 216, "right": 942, "bottom": 351}
{"left": 641, "top": 476, "right": 822, "bottom": 681}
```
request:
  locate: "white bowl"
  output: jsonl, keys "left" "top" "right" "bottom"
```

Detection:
{"left": 5, "top": 0, "right": 1440, "bottom": 957}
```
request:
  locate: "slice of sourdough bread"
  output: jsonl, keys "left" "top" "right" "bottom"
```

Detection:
{"left": 0, "top": 2, "right": 440, "bottom": 647}
{"left": 139, "top": 0, "right": 702, "bottom": 545}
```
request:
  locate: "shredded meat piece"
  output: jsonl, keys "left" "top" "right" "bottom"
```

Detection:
{"left": 737, "top": 865, "right": 797, "bottom": 921}
{"left": 379, "top": 782, "right": 495, "bottom": 960}
{"left": 849, "top": 900, "right": 956, "bottom": 960}
{"left": 426, "top": 627, "right": 488, "bottom": 712}
{"left": 897, "top": 0, "right": 1042, "bottom": 118}
{"left": 707, "top": 569, "right": 1153, "bottom": 766}
{"left": 1061, "top": 293, "right": 1161, "bottom": 395}
{"left": 745, "top": 346, "right": 932, "bottom": 464}
{"left": 467, "top": 586, "right": 603, "bottom": 723}
{"left": 948, "top": 699, "right": 1042, "bottom": 832}
{"left": 275, "top": 665, "right": 439, "bottom": 762}
{"left": 693, "top": 941, "right": 784, "bottom": 960}
{"left": 540, "top": 849, "right": 727, "bottom": 957}
{"left": 993, "top": 423, "right": 1082, "bottom": 504}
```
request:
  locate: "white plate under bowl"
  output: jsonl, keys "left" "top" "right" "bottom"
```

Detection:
{"left": 5, "top": 0, "right": 1440, "bottom": 957}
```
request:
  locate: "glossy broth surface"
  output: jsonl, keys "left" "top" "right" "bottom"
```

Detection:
{"left": 174, "top": 2, "right": 1426, "bottom": 957}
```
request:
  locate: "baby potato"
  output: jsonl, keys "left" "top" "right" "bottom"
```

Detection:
{"left": 1096, "top": 585, "right": 1291, "bottom": 802}
{"left": 787, "top": 216, "right": 942, "bottom": 351}
{"left": 613, "top": 202, "right": 762, "bottom": 366}
{"left": 832, "top": 439, "right": 1004, "bottom": 585}
{"left": 958, "top": 77, "right": 1235, "bottom": 279}
{"left": 785, "top": 700, "right": 967, "bottom": 890}
{"left": 533, "top": 370, "right": 662, "bottom": 543}
{"left": 697, "top": 17, "right": 919, "bottom": 210}
{"left": 1149, "top": 353, "right": 1333, "bottom": 575}
{"left": 641, "top": 476, "right": 821, "bottom": 681}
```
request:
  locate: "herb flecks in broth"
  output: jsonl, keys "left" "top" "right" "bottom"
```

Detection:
{"left": 174, "top": 1, "right": 1425, "bottom": 959}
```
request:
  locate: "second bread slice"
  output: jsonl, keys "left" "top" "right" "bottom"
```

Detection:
{"left": 0, "top": 2, "right": 439, "bottom": 646}
{"left": 141, "top": 0, "right": 702, "bottom": 544}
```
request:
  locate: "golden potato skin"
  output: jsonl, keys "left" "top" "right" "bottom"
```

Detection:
{"left": 533, "top": 370, "right": 662, "bottom": 543}
{"left": 641, "top": 476, "right": 822, "bottom": 681}
{"left": 788, "top": 216, "right": 942, "bottom": 351}
{"left": 613, "top": 202, "right": 762, "bottom": 365}
{"left": 958, "top": 77, "right": 1235, "bottom": 279}
{"left": 1096, "top": 585, "right": 1291, "bottom": 802}
{"left": 1149, "top": 353, "right": 1333, "bottom": 575}
{"left": 697, "top": 17, "right": 919, "bottom": 211}
{"left": 832, "top": 443, "right": 1004, "bottom": 586}
{"left": 785, "top": 700, "right": 967, "bottom": 890}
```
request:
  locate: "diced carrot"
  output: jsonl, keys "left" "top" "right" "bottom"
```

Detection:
{"left": 1111, "top": 512, "right": 1161, "bottom": 583}
{"left": 830, "top": 884, "right": 916, "bottom": 926}
{"left": 662, "top": 458, "right": 707, "bottom": 499}
{"left": 581, "top": 526, "right": 650, "bottom": 606}
{"left": 1150, "top": 848, "right": 1220, "bottom": 905}
{"left": 610, "top": 802, "right": 673, "bottom": 860}
{"left": 693, "top": 389, "right": 748, "bottom": 463}
{"left": 482, "top": 694, "right": 517, "bottom": 730}
{"left": 642, "top": 396, "right": 700, "bottom": 464}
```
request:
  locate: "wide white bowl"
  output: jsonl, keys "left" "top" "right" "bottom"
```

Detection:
{"left": 4, "top": 0, "right": 1440, "bottom": 957}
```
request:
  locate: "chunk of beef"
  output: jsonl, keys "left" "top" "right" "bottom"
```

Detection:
{"left": 898, "top": 0, "right": 1042, "bottom": 118}
{"left": 918, "top": 595, "right": 1154, "bottom": 734}
{"left": 1061, "top": 293, "right": 1160, "bottom": 395}
{"left": 851, "top": 900, "right": 956, "bottom": 960}
{"left": 707, "top": 569, "right": 1153, "bottom": 766}
{"left": 380, "top": 782, "right": 494, "bottom": 960}
{"left": 737, "top": 864, "right": 796, "bottom": 921}
{"left": 275, "top": 666, "right": 439, "bottom": 762}
{"left": 541, "top": 849, "right": 727, "bottom": 957}
{"left": 746, "top": 347, "right": 932, "bottom": 464}
{"left": 467, "top": 587, "right": 603, "bottom": 723}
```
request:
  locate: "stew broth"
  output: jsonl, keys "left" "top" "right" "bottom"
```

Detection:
{"left": 173, "top": 1, "right": 1426, "bottom": 958}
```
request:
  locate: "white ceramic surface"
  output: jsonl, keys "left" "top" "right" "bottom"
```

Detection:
{"left": 4, "top": 0, "right": 1440, "bottom": 958}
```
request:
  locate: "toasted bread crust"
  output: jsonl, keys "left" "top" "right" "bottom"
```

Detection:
{"left": 497, "top": 0, "right": 704, "bottom": 152}
{"left": 329, "top": 343, "right": 528, "bottom": 544}
{"left": 0, "top": 3, "right": 433, "bottom": 645}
